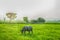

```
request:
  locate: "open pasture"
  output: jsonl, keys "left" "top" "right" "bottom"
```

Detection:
{"left": 0, "top": 24, "right": 60, "bottom": 40}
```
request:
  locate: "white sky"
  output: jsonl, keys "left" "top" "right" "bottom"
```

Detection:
{"left": 0, "top": 0, "right": 60, "bottom": 20}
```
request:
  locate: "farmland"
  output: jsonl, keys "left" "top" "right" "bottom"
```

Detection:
{"left": 0, "top": 24, "right": 60, "bottom": 40}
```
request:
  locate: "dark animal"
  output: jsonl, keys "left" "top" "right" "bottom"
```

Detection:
{"left": 21, "top": 26, "right": 33, "bottom": 34}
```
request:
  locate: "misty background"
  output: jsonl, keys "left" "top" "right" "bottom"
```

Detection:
{"left": 0, "top": 0, "right": 60, "bottom": 21}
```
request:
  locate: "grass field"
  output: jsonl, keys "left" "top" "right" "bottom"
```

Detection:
{"left": 0, "top": 24, "right": 60, "bottom": 40}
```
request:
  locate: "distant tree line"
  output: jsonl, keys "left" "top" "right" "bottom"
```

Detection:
{"left": 20, "top": 17, "right": 45, "bottom": 24}
{"left": 0, "top": 12, "right": 45, "bottom": 24}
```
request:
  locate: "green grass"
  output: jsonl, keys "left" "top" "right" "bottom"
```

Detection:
{"left": 0, "top": 24, "right": 60, "bottom": 40}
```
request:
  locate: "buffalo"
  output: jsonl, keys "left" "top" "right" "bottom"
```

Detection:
{"left": 21, "top": 26, "right": 33, "bottom": 34}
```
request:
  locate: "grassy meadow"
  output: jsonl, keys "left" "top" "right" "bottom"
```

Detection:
{"left": 0, "top": 24, "right": 60, "bottom": 40}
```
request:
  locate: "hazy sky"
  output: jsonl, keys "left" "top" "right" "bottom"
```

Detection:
{"left": 0, "top": 0, "right": 60, "bottom": 20}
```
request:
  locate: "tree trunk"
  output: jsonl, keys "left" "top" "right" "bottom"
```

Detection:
{"left": 9, "top": 19, "right": 12, "bottom": 23}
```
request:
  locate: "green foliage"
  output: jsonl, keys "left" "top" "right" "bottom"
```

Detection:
{"left": 23, "top": 17, "right": 29, "bottom": 23}
{"left": 0, "top": 20, "right": 4, "bottom": 24}
{"left": 30, "top": 20, "right": 38, "bottom": 24}
{"left": 37, "top": 17, "right": 45, "bottom": 23}
{"left": 30, "top": 17, "right": 45, "bottom": 24}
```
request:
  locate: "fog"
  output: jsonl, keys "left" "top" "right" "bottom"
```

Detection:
{"left": 0, "top": 0, "right": 60, "bottom": 20}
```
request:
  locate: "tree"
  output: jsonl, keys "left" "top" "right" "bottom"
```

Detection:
{"left": 23, "top": 17, "right": 29, "bottom": 23}
{"left": 30, "top": 20, "right": 37, "bottom": 24}
{"left": 4, "top": 17, "right": 6, "bottom": 24}
{"left": 6, "top": 12, "right": 17, "bottom": 23}
{"left": 37, "top": 17, "right": 45, "bottom": 23}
